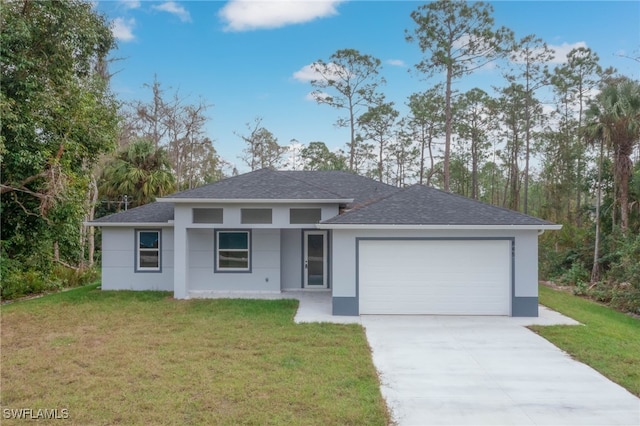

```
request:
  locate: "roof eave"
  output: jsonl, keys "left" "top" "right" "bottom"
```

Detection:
{"left": 316, "top": 223, "right": 563, "bottom": 231}
{"left": 157, "top": 198, "right": 354, "bottom": 204}
{"left": 85, "top": 221, "right": 175, "bottom": 227}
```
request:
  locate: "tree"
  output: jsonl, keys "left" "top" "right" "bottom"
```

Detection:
{"left": 1, "top": 0, "right": 118, "bottom": 270}
{"left": 308, "top": 49, "right": 385, "bottom": 171}
{"left": 585, "top": 77, "right": 640, "bottom": 233}
{"left": 506, "top": 35, "right": 553, "bottom": 213}
{"left": 99, "top": 139, "right": 176, "bottom": 208}
{"left": 551, "top": 47, "right": 603, "bottom": 221}
{"left": 453, "top": 88, "right": 495, "bottom": 199}
{"left": 237, "top": 117, "right": 286, "bottom": 170}
{"left": 300, "top": 142, "right": 347, "bottom": 171}
{"left": 357, "top": 98, "right": 399, "bottom": 183}
{"left": 125, "top": 78, "right": 219, "bottom": 189}
{"left": 406, "top": 0, "right": 512, "bottom": 192}
{"left": 496, "top": 83, "right": 527, "bottom": 210}
{"left": 405, "top": 88, "right": 445, "bottom": 186}
{"left": 390, "top": 126, "right": 419, "bottom": 187}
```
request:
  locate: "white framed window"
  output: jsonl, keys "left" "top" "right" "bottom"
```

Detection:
{"left": 136, "top": 230, "right": 161, "bottom": 272}
{"left": 216, "top": 230, "right": 251, "bottom": 272}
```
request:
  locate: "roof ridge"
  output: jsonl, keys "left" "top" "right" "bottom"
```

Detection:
{"left": 332, "top": 184, "right": 405, "bottom": 216}
{"left": 278, "top": 170, "right": 349, "bottom": 199}
{"left": 166, "top": 168, "right": 272, "bottom": 198}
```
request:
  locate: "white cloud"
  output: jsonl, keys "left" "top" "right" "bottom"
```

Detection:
{"left": 304, "top": 91, "right": 330, "bottom": 101}
{"left": 293, "top": 64, "right": 322, "bottom": 82}
{"left": 153, "top": 1, "right": 192, "bottom": 23}
{"left": 219, "top": 0, "right": 345, "bottom": 32}
{"left": 548, "top": 42, "right": 588, "bottom": 64}
{"left": 293, "top": 62, "right": 348, "bottom": 83}
{"left": 119, "top": 0, "right": 141, "bottom": 10}
{"left": 386, "top": 59, "right": 406, "bottom": 67}
{"left": 112, "top": 17, "right": 135, "bottom": 42}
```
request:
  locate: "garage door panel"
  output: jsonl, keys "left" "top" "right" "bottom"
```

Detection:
{"left": 359, "top": 240, "right": 511, "bottom": 315}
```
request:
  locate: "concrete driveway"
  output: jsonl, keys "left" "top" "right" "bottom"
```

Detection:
{"left": 362, "top": 311, "right": 640, "bottom": 426}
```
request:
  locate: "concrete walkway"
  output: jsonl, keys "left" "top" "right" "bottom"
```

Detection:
{"left": 362, "top": 314, "right": 640, "bottom": 426}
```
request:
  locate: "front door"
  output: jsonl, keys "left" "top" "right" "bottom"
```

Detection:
{"left": 303, "top": 231, "right": 327, "bottom": 288}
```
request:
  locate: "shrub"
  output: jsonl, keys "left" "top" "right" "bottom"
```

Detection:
{"left": 1, "top": 258, "right": 99, "bottom": 301}
{"left": 558, "top": 260, "right": 590, "bottom": 289}
{"left": 604, "top": 233, "right": 640, "bottom": 313}
{"left": 0, "top": 258, "right": 53, "bottom": 300}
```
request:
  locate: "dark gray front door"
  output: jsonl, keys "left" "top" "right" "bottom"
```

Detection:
{"left": 304, "top": 231, "right": 327, "bottom": 288}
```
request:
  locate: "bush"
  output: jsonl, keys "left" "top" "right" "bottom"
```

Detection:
{"left": 603, "top": 233, "right": 640, "bottom": 313}
{"left": 558, "top": 260, "right": 590, "bottom": 290}
{"left": 0, "top": 258, "right": 55, "bottom": 300}
{"left": 1, "top": 257, "right": 99, "bottom": 301}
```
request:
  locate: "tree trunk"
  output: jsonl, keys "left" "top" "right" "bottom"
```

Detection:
{"left": 419, "top": 128, "right": 425, "bottom": 185}
{"left": 348, "top": 98, "right": 356, "bottom": 172}
{"left": 443, "top": 65, "right": 453, "bottom": 192}
{"left": 591, "top": 139, "right": 604, "bottom": 283}
{"left": 88, "top": 175, "right": 98, "bottom": 268}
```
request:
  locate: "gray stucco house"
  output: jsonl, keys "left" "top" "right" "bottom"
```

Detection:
{"left": 90, "top": 169, "right": 560, "bottom": 317}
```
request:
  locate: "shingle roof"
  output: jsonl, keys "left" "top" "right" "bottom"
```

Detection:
{"left": 165, "top": 169, "right": 348, "bottom": 200}
{"left": 90, "top": 171, "right": 556, "bottom": 227}
{"left": 322, "top": 184, "right": 556, "bottom": 226}
{"left": 92, "top": 201, "right": 174, "bottom": 224}
{"left": 90, "top": 169, "right": 398, "bottom": 224}
{"left": 280, "top": 170, "right": 398, "bottom": 206}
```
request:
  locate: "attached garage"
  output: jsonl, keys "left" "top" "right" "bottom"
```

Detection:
{"left": 358, "top": 239, "right": 512, "bottom": 315}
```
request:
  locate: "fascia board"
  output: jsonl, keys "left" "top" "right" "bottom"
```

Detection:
{"left": 84, "top": 222, "right": 175, "bottom": 227}
{"left": 315, "top": 224, "right": 563, "bottom": 231}
{"left": 156, "top": 198, "right": 353, "bottom": 204}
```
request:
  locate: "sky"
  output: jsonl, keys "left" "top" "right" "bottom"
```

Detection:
{"left": 96, "top": 0, "right": 640, "bottom": 173}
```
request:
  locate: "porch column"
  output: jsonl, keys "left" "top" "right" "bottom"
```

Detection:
{"left": 173, "top": 207, "right": 189, "bottom": 299}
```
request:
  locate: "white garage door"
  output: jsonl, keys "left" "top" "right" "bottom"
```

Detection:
{"left": 358, "top": 239, "right": 511, "bottom": 315}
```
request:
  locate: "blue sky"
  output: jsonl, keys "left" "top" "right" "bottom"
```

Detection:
{"left": 97, "top": 1, "right": 640, "bottom": 172}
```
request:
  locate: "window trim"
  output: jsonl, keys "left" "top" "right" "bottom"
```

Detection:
{"left": 135, "top": 229, "right": 162, "bottom": 273}
{"left": 215, "top": 230, "right": 252, "bottom": 273}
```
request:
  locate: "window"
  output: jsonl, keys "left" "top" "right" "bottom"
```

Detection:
{"left": 193, "top": 208, "right": 223, "bottom": 223}
{"left": 136, "top": 230, "right": 161, "bottom": 272}
{"left": 290, "top": 208, "right": 322, "bottom": 224}
{"left": 241, "top": 208, "right": 272, "bottom": 224}
{"left": 216, "top": 231, "right": 250, "bottom": 272}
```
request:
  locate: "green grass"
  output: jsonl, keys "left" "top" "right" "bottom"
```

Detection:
{"left": 531, "top": 285, "right": 640, "bottom": 396}
{"left": 1, "top": 283, "right": 390, "bottom": 425}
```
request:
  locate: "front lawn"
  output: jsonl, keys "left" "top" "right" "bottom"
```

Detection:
{"left": 531, "top": 285, "right": 640, "bottom": 396}
{"left": 1, "top": 284, "right": 390, "bottom": 425}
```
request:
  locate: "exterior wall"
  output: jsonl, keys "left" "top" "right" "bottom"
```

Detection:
{"left": 173, "top": 202, "right": 339, "bottom": 296}
{"left": 183, "top": 203, "right": 339, "bottom": 229}
{"left": 331, "top": 228, "right": 540, "bottom": 316}
{"left": 281, "top": 229, "right": 302, "bottom": 290}
{"left": 101, "top": 227, "right": 174, "bottom": 291}
{"left": 188, "top": 228, "right": 281, "bottom": 292}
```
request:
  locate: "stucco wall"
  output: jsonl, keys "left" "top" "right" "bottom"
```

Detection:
{"left": 187, "top": 228, "right": 281, "bottom": 292}
{"left": 180, "top": 203, "right": 339, "bottom": 229}
{"left": 101, "top": 227, "right": 174, "bottom": 291}
{"left": 281, "top": 229, "right": 302, "bottom": 290}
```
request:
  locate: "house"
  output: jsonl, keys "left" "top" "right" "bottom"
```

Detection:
{"left": 90, "top": 169, "right": 561, "bottom": 317}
